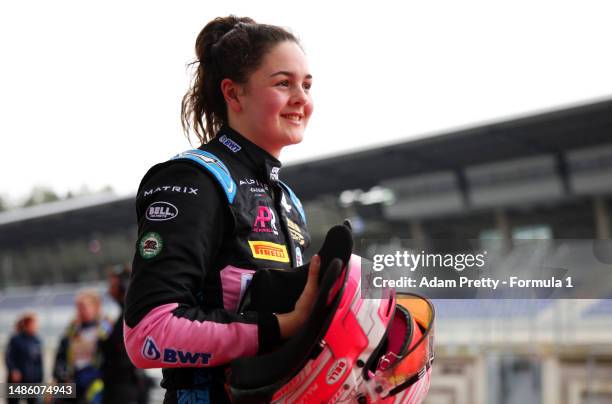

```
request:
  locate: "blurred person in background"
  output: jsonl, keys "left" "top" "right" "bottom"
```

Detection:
{"left": 53, "top": 288, "right": 111, "bottom": 404}
{"left": 99, "top": 265, "right": 151, "bottom": 404}
{"left": 5, "top": 311, "right": 43, "bottom": 404}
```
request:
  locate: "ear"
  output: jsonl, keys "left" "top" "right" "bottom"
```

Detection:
{"left": 221, "top": 78, "right": 244, "bottom": 113}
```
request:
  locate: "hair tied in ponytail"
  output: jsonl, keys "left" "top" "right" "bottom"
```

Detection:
{"left": 181, "top": 16, "right": 300, "bottom": 146}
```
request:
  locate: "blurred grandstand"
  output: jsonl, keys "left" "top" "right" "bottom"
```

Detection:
{"left": 1, "top": 98, "right": 612, "bottom": 403}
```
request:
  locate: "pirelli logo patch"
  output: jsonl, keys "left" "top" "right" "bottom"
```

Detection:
{"left": 248, "top": 240, "right": 290, "bottom": 263}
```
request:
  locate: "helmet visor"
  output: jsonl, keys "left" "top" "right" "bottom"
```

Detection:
{"left": 372, "top": 293, "right": 435, "bottom": 397}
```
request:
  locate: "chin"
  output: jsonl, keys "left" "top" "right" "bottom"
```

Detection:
{"left": 286, "top": 127, "right": 307, "bottom": 144}
{"left": 286, "top": 133, "right": 304, "bottom": 146}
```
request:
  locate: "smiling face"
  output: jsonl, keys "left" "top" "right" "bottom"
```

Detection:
{"left": 227, "top": 41, "right": 313, "bottom": 157}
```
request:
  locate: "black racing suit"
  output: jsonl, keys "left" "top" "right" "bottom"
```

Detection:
{"left": 124, "top": 126, "right": 311, "bottom": 403}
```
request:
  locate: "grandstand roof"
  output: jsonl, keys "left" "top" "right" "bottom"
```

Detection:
{"left": 1, "top": 98, "right": 611, "bottom": 248}
{"left": 0, "top": 192, "right": 135, "bottom": 249}
{"left": 283, "top": 98, "right": 612, "bottom": 200}
{"left": 0, "top": 192, "right": 123, "bottom": 226}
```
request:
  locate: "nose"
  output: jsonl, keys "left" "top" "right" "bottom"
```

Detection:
{"left": 290, "top": 85, "right": 309, "bottom": 106}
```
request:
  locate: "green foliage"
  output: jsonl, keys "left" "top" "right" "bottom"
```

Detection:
{"left": 22, "top": 187, "right": 61, "bottom": 207}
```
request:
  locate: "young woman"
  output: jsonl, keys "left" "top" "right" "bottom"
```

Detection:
{"left": 123, "top": 16, "right": 321, "bottom": 403}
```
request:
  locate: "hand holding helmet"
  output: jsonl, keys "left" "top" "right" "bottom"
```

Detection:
{"left": 276, "top": 254, "right": 320, "bottom": 338}
{"left": 230, "top": 222, "right": 435, "bottom": 403}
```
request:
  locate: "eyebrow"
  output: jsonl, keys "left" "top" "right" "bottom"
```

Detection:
{"left": 270, "top": 71, "right": 313, "bottom": 79}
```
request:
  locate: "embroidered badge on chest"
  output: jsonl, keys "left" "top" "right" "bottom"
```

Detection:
{"left": 248, "top": 240, "right": 290, "bottom": 263}
{"left": 252, "top": 206, "right": 279, "bottom": 235}
{"left": 287, "top": 218, "right": 305, "bottom": 246}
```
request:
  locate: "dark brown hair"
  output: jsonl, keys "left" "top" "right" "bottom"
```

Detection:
{"left": 181, "top": 16, "right": 300, "bottom": 145}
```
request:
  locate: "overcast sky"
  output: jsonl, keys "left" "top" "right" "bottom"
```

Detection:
{"left": 1, "top": 1, "right": 611, "bottom": 203}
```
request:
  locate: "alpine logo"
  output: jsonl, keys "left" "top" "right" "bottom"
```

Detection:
{"left": 239, "top": 178, "right": 269, "bottom": 192}
{"left": 326, "top": 358, "right": 349, "bottom": 385}
{"left": 142, "top": 336, "right": 161, "bottom": 360}
{"left": 219, "top": 134, "right": 242, "bottom": 152}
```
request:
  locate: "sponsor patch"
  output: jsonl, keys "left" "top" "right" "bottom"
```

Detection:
{"left": 146, "top": 201, "right": 178, "bottom": 221}
{"left": 143, "top": 185, "right": 198, "bottom": 197}
{"left": 248, "top": 240, "right": 290, "bottom": 263}
{"left": 141, "top": 336, "right": 212, "bottom": 365}
{"left": 252, "top": 206, "right": 278, "bottom": 235}
{"left": 138, "top": 232, "right": 163, "bottom": 259}
{"left": 287, "top": 218, "right": 305, "bottom": 246}
{"left": 270, "top": 166, "right": 280, "bottom": 182}
{"left": 163, "top": 348, "right": 212, "bottom": 365}
{"left": 239, "top": 178, "right": 269, "bottom": 192}
{"left": 281, "top": 193, "right": 292, "bottom": 213}
{"left": 142, "top": 336, "right": 161, "bottom": 360}
{"left": 219, "top": 134, "right": 242, "bottom": 152}
{"left": 326, "top": 358, "right": 349, "bottom": 385}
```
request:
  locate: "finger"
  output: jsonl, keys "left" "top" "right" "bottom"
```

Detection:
{"left": 306, "top": 254, "right": 321, "bottom": 289}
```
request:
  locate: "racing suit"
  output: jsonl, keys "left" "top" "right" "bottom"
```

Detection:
{"left": 124, "top": 126, "right": 311, "bottom": 403}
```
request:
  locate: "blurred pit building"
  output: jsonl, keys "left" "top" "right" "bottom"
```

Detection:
{"left": 1, "top": 99, "right": 612, "bottom": 404}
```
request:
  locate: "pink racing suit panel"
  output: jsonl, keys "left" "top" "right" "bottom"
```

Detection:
{"left": 124, "top": 302, "right": 258, "bottom": 369}
{"left": 220, "top": 265, "right": 255, "bottom": 312}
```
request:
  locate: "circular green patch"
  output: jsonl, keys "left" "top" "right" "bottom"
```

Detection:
{"left": 138, "top": 232, "right": 163, "bottom": 259}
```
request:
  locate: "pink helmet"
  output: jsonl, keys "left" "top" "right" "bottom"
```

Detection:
{"left": 229, "top": 225, "right": 434, "bottom": 403}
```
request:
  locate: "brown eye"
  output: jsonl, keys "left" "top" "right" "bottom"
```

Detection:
{"left": 276, "top": 80, "right": 290, "bottom": 87}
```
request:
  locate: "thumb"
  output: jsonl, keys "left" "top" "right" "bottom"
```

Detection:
{"left": 306, "top": 254, "right": 321, "bottom": 289}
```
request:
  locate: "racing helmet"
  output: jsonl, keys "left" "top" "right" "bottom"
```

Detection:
{"left": 229, "top": 225, "right": 434, "bottom": 403}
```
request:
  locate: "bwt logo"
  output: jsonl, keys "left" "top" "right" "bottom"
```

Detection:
{"left": 142, "top": 336, "right": 161, "bottom": 360}
{"left": 163, "top": 349, "right": 212, "bottom": 365}
{"left": 142, "top": 336, "right": 212, "bottom": 365}
{"left": 219, "top": 134, "right": 242, "bottom": 152}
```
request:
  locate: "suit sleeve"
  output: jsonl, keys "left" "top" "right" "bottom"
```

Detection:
{"left": 123, "top": 161, "right": 280, "bottom": 369}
